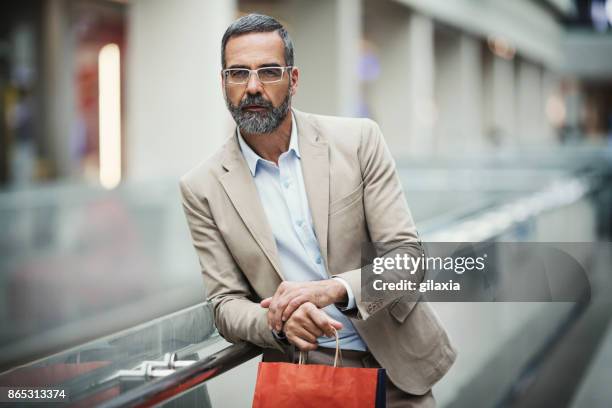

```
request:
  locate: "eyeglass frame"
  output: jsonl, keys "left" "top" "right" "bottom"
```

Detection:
{"left": 221, "top": 66, "right": 294, "bottom": 85}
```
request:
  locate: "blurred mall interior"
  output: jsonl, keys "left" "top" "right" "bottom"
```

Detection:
{"left": 1, "top": 0, "right": 612, "bottom": 407}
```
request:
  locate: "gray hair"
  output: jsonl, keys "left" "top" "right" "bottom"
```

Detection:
{"left": 221, "top": 13, "right": 294, "bottom": 68}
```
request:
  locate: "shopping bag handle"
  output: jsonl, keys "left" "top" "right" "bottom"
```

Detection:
{"left": 298, "top": 327, "right": 343, "bottom": 367}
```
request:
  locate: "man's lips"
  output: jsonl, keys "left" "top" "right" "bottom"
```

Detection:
{"left": 242, "top": 105, "right": 268, "bottom": 112}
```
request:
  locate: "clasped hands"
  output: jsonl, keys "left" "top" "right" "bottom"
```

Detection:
{"left": 260, "top": 280, "right": 347, "bottom": 351}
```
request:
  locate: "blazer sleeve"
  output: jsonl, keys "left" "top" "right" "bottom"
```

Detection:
{"left": 332, "top": 119, "right": 425, "bottom": 321}
{"left": 179, "top": 179, "right": 284, "bottom": 351}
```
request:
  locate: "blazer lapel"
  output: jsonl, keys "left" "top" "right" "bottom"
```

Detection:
{"left": 219, "top": 134, "right": 285, "bottom": 281}
{"left": 294, "top": 109, "right": 330, "bottom": 273}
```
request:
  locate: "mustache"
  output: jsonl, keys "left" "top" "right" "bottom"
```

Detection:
{"left": 238, "top": 94, "right": 273, "bottom": 109}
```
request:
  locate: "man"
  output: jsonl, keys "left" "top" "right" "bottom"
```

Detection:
{"left": 180, "top": 13, "right": 457, "bottom": 407}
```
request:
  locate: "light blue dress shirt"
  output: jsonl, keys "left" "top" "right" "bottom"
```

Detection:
{"left": 237, "top": 116, "right": 366, "bottom": 351}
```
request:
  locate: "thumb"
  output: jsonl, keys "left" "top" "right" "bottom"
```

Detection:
{"left": 327, "top": 318, "right": 343, "bottom": 332}
{"left": 260, "top": 297, "right": 272, "bottom": 308}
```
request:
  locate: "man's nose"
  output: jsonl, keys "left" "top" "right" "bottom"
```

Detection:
{"left": 245, "top": 71, "right": 264, "bottom": 94}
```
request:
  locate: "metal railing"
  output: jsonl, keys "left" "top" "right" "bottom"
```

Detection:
{"left": 96, "top": 342, "right": 262, "bottom": 408}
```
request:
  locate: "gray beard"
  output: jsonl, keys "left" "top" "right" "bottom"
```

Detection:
{"left": 226, "top": 91, "right": 291, "bottom": 135}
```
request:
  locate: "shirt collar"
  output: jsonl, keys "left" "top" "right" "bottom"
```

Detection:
{"left": 237, "top": 112, "right": 300, "bottom": 176}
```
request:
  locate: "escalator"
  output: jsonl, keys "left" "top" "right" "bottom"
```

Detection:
{"left": 1, "top": 148, "right": 610, "bottom": 407}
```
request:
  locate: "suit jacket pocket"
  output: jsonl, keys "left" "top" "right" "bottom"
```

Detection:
{"left": 390, "top": 295, "right": 418, "bottom": 323}
{"left": 393, "top": 302, "right": 444, "bottom": 359}
{"left": 329, "top": 181, "right": 364, "bottom": 215}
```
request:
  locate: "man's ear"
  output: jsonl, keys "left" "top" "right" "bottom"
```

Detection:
{"left": 290, "top": 66, "right": 299, "bottom": 96}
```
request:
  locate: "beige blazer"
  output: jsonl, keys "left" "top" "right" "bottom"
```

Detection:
{"left": 179, "top": 109, "right": 457, "bottom": 395}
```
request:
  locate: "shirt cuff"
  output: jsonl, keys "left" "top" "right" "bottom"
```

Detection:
{"left": 332, "top": 276, "right": 356, "bottom": 311}
{"left": 271, "top": 329, "right": 290, "bottom": 345}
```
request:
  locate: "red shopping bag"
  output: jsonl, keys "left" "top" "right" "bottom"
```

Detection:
{"left": 252, "top": 335, "right": 386, "bottom": 407}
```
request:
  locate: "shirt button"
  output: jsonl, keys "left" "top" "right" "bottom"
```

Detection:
{"left": 283, "top": 180, "right": 290, "bottom": 188}
{"left": 296, "top": 220, "right": 304, "bottom": 227}
{"left": 315, "top": 256, "right": 322, "bottom": 265}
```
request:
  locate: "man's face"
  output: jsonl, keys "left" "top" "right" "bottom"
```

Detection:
{"left": 222, "top": 31, "right": 298, "bottom": 134}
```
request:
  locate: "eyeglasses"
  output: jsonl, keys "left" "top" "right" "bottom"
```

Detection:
{"left": 222, "top": 66, "right": 293, "bottom": 85}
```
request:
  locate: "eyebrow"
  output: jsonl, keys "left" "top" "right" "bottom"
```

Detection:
{"left": 227, "top": 63, "right": 283, "bottom": 69}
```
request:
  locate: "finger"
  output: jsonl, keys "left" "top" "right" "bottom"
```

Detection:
{"left": 271, "top": 294, "right": 289, "bottom": 330}
{"left": 307, "top": 307, "right": 343, "bottom": 337}
{"left": 293, "top": 324, "right": 319, "bottom": 344}
{"left": 285, "top": 317, "right": 318, "bottom": 343}
{"left": 268, "top": 295, "right": 286, "bottom": 332}
{"left": 328, "top": 318, "right": 343, "bottom": 330}
{"left": 265, "top": 284, "right": 287, "bottom": 321}
{"left": 271, "top": 290, "right": 299, "bottom": 330}
{"left": 281, "top": 295, "right": 307, "bottom": 322}
{"left": 307, "top": 307, "right": 335, "bottom": 337}
{"left": 268, "top": 283, "right": 294, "bottom": 331}
{"left": 286, "top": 308, "right": 323, "bottom": 340}
{"left": 299, "top": 316, "right": 324, "bottom": 339}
